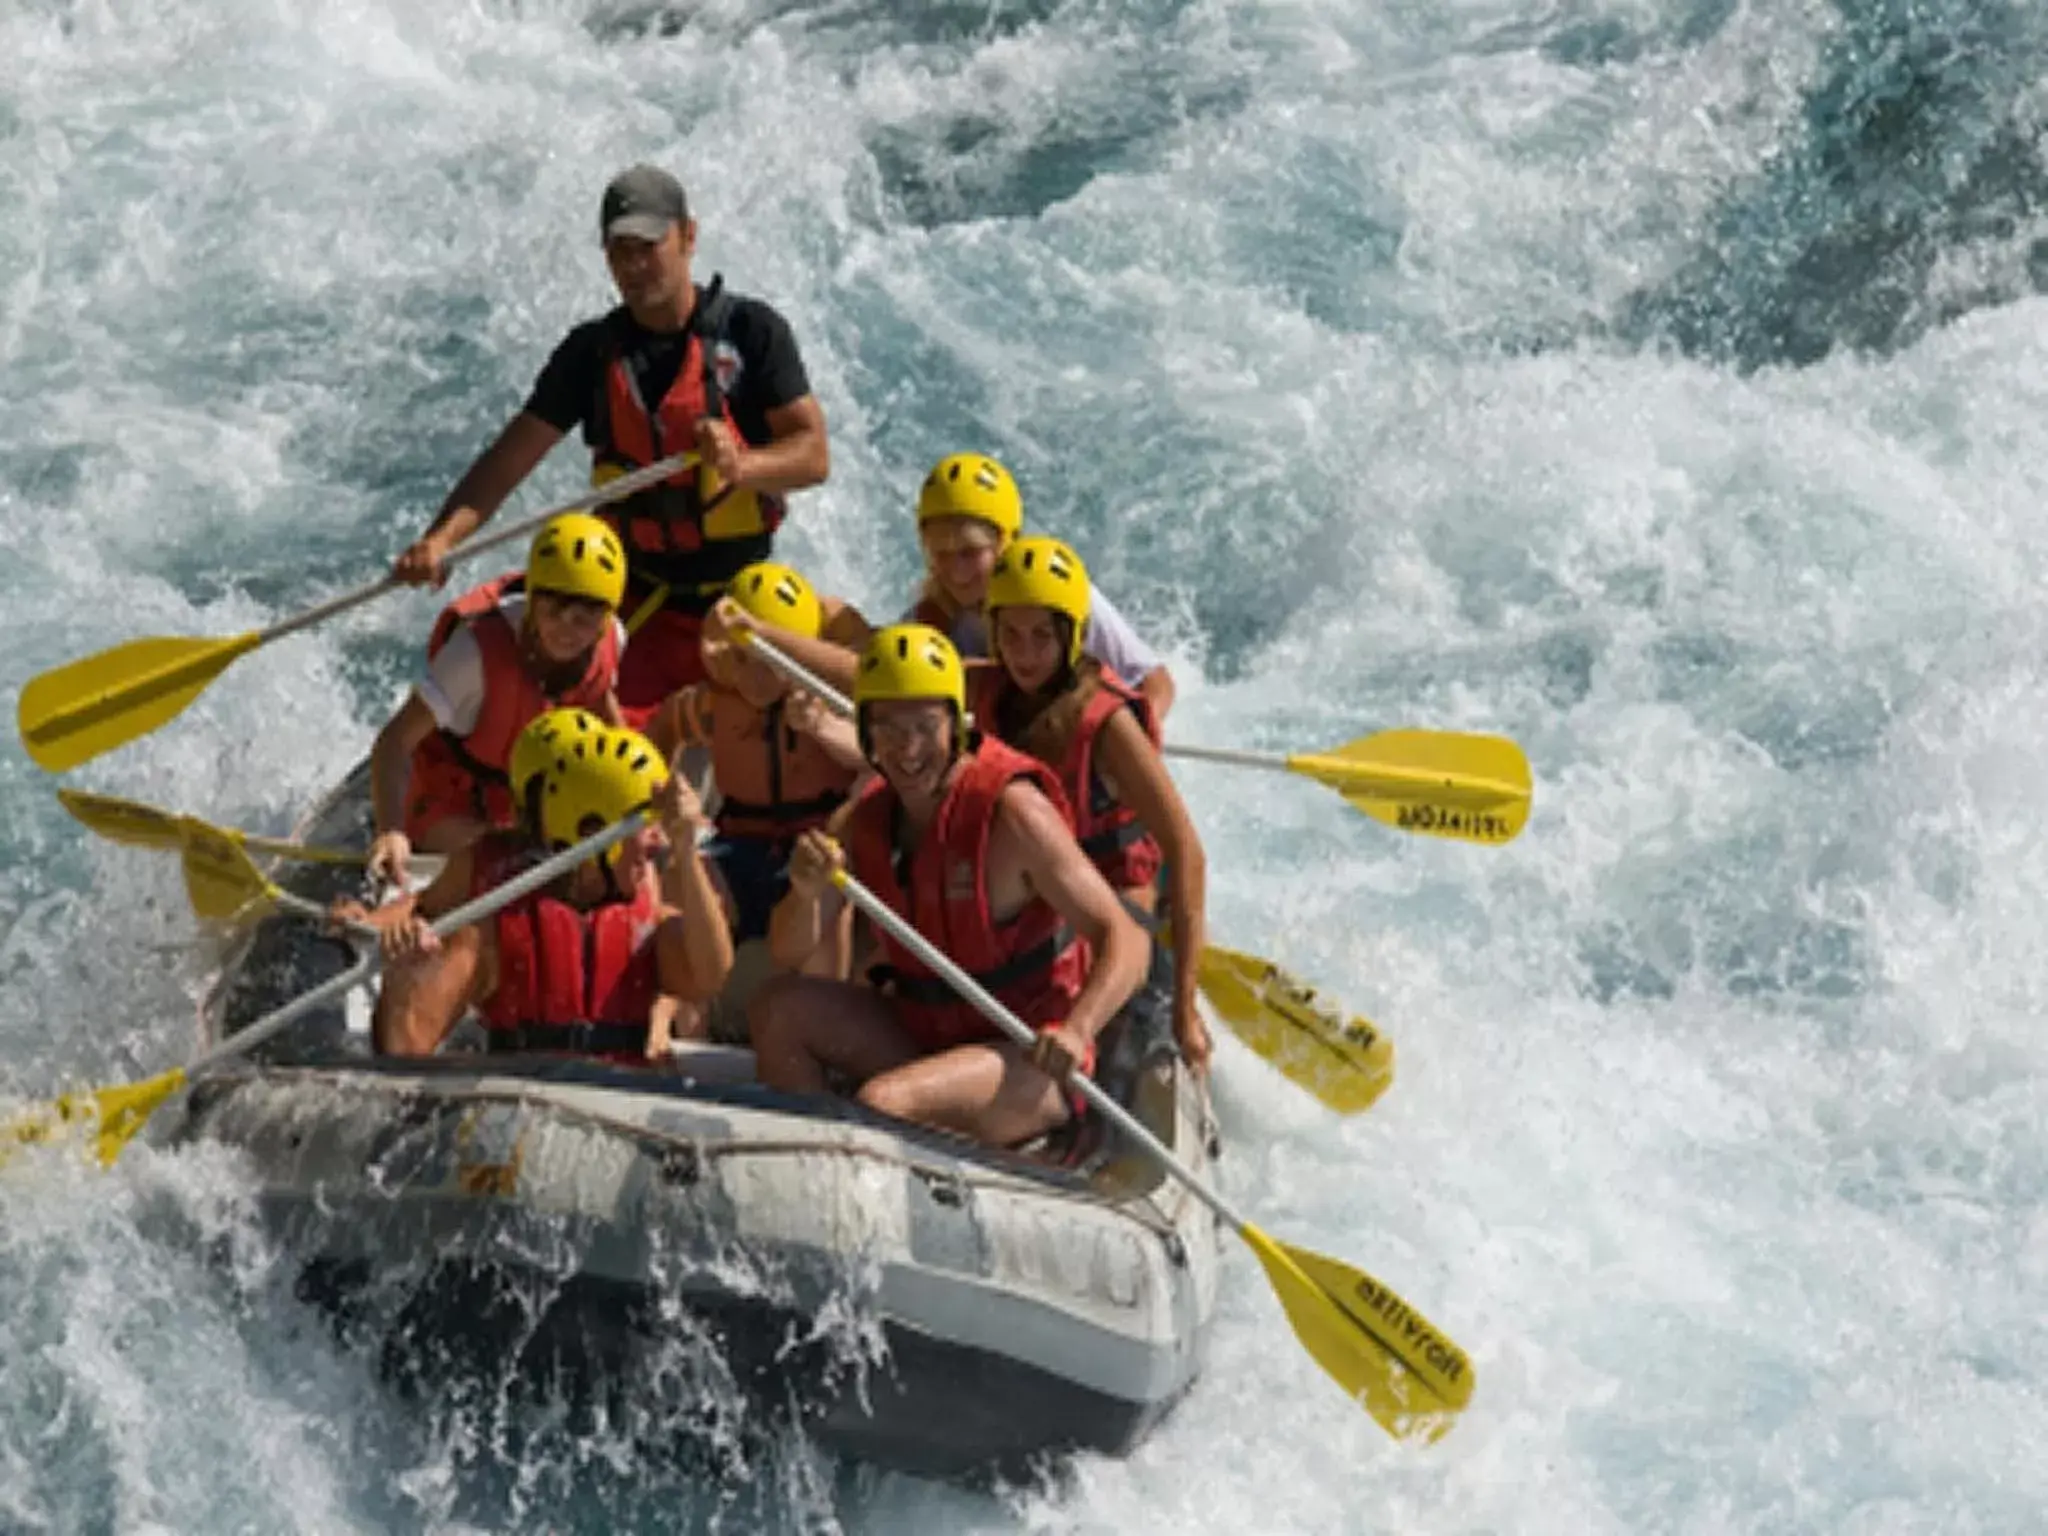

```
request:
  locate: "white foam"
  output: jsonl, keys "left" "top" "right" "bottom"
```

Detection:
{"left": 4, "top": 0, "right": 2046, "bottom": 1528}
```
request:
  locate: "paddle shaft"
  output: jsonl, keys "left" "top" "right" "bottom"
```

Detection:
{"left": 739, "top": 632, "right": 854, "bottom": 714}
{"left": 744, "top": 637, "right": 1504, "bottom": 809}
{"left": 249, "top": 881, "right": 380, "bottom": 935}
{"left": 183, "top": 812, "right": 651, "bottom": 1078}
{"left": 1160, "top": 742, "right": 1288, "bottom": 773}
{"left": 250, "top": 453, "right": 696, "bottom": 649}
{"left": 240, "top": 834, "right": 370, "bottom": 865}
{"left": 832, "top": 871, "right": 1253, "bottom": 1237}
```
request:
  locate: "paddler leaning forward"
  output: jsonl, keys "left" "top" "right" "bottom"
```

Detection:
{"left": 332, "top": 714, "right": 734, "bottom": 1062}
{"left": 749, "top": 623, "right": 1151, "bottom": 1148}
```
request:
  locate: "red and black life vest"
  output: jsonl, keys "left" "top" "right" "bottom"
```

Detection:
{"left": 421, "top": 573, "right": 621, "bottom": 825}
{"left": 971, "top": 664, "right": 1164, "bottom": 892}
{"left": 845, "top": 737, "right": 1089, "bottom": 1052}
{"left": 588, "top": 280, "right": 786, "bottom": 614}
{"left": 470, "top": 834, "right": 662, "bottom": 1059}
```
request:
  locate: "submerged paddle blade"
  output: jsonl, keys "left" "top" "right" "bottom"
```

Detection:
{"left": 1196, "top": 945, "right": 1394, "bottom": 1116}
{"left": 1294, "top": 729, "right": 1532, "bottom": 847}
{"left": 176, "top": 817, "right": 281, "bottom": 922}
{"left": 1245, "top": 1227, "right": 1474, "bottom": 1441}
{"left": 3, "top": 1068, "right": 189, "bottom": 1169}
{"left": 56, "top": 788, "right": 190, "bottom": 851}
{"left": 18, "top": 632, "right": 263, "bottom": 773}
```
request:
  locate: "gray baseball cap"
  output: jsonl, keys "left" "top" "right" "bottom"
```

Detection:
{"left": 600, "top": 165, "right": 689, "bottom": 243}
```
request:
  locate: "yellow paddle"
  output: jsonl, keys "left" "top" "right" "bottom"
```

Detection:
{"left": 59, "top": 788, "right": 367, "bottom": 923}
{"left": 59, "top": 788, "right": 365, "bottom": 865}
{"left": 1163, "top": 731, "right": 1532, "bottom": 846}
{"left": 734, "top": 631, "right": 1397, "bottom": 1116}
{"left": 831, "top": 866, "right": 1474, "bottom": 1438}
{"left": 17, "top": 453, "right": 698, "bottom": 775}
{"left": 1185, "top": 940, "right": 1395, "bottom": 1117}
{"left": 171, "top": 817, "right": 364, "bottom": 924}
{"left": 2, "top": 809, "right": 654, "bottom": 1169}
{"left": 59, "top": 788, "right": 445, "bottom": 922}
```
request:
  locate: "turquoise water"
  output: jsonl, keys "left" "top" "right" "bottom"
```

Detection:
{"left": 5, "top": 0, "right": 2048, "bottom": 1530}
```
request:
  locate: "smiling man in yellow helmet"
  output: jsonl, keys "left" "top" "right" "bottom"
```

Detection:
{"left": 336, "top": 716, "right": 733, "bottom": 1062}
{"left": 751, "top": 624, "right": 1150, "bottom": 1148}
{"left": 367, "top": 512, "right": 632, "bottom": 889}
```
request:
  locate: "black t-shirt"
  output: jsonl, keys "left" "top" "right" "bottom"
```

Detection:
{"left": 522, "top": 281, "right": 812, "bottom": 449}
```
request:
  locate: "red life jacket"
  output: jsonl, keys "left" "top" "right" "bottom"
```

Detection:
{"left": 676, "top": 683, "right": 856, "bottom": 840}
{"left": 588, "top": 281, "right": 786, "bottom": 613}
{"left": 424, "top": 573, "right": 621, "bottom": 825}
{"left": 971, "top": 665, "right": 1164, "bottom": 892}
{"left": 470, "top": 833, "right": 661, "bottom": 1059}
{"left": 845, "top": 737, "right": 1090, "bottom": 1052}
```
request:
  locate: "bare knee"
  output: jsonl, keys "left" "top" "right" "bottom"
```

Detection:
{"left": 751, "top": 974, "right": 840, "bottom": 1093}
{"left": 746, "top": 971, "right": 805, "bottom": 1051}
{"left": 856, "top": 1071, "right": 917, "bottom": 1122}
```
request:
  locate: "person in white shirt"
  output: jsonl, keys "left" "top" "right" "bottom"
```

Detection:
{"left": 709, "top": 452, "right": 1179, "bottom": 725}
{"left": 904, "top": 453, "right": 1177, "bottom": 722}
{"left": 366, "top": 513, "right": 630, "bottom": 887}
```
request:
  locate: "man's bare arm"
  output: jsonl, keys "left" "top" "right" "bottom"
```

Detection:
{"left": 997, "top": 783, "right": 1149, "bottom": 1043}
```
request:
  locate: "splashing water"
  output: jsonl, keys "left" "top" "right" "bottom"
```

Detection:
{"left": 5, "top": 0, "right": 2047, "bottom": 1529}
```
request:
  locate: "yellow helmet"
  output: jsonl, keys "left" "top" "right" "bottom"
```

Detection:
{"left": 726, "top": 561, "right": 823, "bottom": 638}
{"left": 526, "top": 512, "right": 626, "bottom": 610}
{"left": 985, "top": 536, "right": 1090, "bottom": 670}
{"left": 508, "top": 707, "right": 605, "bottom": 811}
{"left": 536, "top": 723, "right": 668, "bottom": 864}
{"left": 854, "top": 624, "right": 967, "bottom": 759}
{"left": 916, "top": 454, "right": 1023, "bottom": 543}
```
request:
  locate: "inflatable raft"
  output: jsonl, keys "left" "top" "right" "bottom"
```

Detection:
{"left": 155, "top": 762, "right": 1223, "bottom": 1480}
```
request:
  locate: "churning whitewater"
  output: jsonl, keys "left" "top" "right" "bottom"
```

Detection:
{"left": 5, "top": 0, "right": 2048, "bottom": 1529}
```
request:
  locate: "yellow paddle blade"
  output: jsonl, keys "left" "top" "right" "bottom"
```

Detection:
{"left": 175, "top": 817, "right": 283, "bottom": 922}
{"left": 2, "top": 1068, "right": 189, "bottom": 1169}
{"left": 18, "top": 631, "right": 264, "bottom": 773}
{"left": 56, "top": 788, "right": 190, "bottom": 851}
{"left": 1244, "top": 1227, "right": 1474, "bottom": 1441}
{"left": 60, "top": 787, "right": 368, "bottom": 866}
{"left": 1195, "top": 945, "right": 1394, "bottom": 1116}
{"left": 1291, "top": 729, "right": 1532, "bottom": 847}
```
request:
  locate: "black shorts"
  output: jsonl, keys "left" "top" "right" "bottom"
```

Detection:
{"left": 703, "top": 834, "right": 794, "bottom": 944}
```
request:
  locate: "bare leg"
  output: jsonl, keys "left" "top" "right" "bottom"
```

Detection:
{"left": 750, "top": 975, "right": 922, "bottom": 1095}
{"left": 859, "top": 1040, "right": 1071, "bottom": 1147}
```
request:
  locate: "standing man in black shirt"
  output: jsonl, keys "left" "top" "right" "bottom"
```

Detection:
{"left": 393, "top": 164, "right": 831, "bottom": 715}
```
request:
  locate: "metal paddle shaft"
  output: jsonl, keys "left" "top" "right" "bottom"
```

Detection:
{"left": 183, "top": 811, "right": 652, "bottom": 1077}
{"left": 254, "top": 453, "right": 696, "bottom": 649}
{"left": 1159, "top": 742, "right": 1293, "bottom": 773}
{"left": 738, "top": 631, "right": 854, "bottom": 714}
{"left": 16, "top": 454, "right": 696, "bottom": 774}
{"left": 747, "top": 639, "right": 1525, "bottom": 826}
